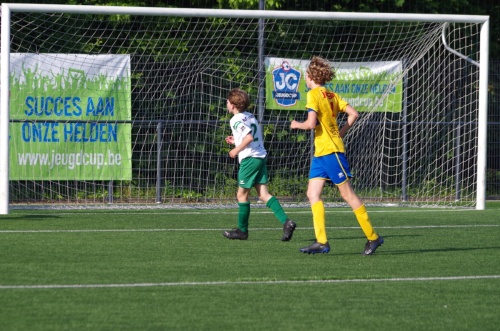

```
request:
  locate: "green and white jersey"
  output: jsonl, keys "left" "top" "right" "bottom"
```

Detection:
{"left": 229, "top": 111, "right": 266, "bottom": 163}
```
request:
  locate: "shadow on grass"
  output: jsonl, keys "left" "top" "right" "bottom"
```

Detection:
{"left": 379, "top": 246, "right": 500, "bottom": 255}
{"left": 300, "top": 234, "right": 407, "bottom": 242}
{"left": 0, "top": 214, "right": 61, "bottom": 221}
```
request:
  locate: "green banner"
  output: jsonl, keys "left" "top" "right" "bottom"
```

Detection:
{"left": 265, "top": 57, "right": 403, "bottom": 112}
{"left": 9, "top": 54, "right": 132, "bottom": 180}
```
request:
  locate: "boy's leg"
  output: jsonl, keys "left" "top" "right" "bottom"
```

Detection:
{"left": 354, "top": 204, "right": 384, "bottom": 255}
{"left": 236, "top": 187, "right": 251, "bottom": 232}
{"left": 237, "top": 201, "right": 251, "bottom": 232}
{"left": 338, "top": 181, "right": 378, "bottom": 241}
{"left": 307, "top": 179, "right": 328, "bottom": 244}
{"left": 299, "top": 199, "right": 330, "bottom": 254}
{"left": 353, "top": 204, "right": 378, "bottom": 241}
{"left": 299, "top": 175, "right": 330, "bottom": 254}
{"left": 337, "top": 181, "right": 383, "bottom": 254}
{"left": 266, "top": 195, "right": 296, "bottom": 242}
{"left": 311, "top": 200, "right": 328, "bottom": 244}
{"left": 264, "top": 195, "right": 287, "bottom": 224}
{"left": 252, "top": 161, "right": 288, "bottom": 225}
{"left": 223, "top": 187, "right": 251, "bottom": 240}
{"left": 255, "top": 183, "right": 296, "bottom": 241}
{"left": 255, "top": 183, "right": 288, "bottom": 224}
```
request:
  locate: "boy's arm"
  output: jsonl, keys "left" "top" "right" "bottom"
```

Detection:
{"left": 290, "top": 110, "right": 317, "bottom": 130}
{"left": 228, "top": 133, "right": 253, "bottom": 158}
{"left": 339, "top": 105, "right": 359, "bottom": 138}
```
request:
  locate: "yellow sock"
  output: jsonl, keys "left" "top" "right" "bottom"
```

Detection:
{"left": 354, "top": 204, "right": 378, "bottom": 241}
{"left": 312, "top": 201, "right": 328, "bottom": 244}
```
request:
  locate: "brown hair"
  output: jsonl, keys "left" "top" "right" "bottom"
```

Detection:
{"left": 227, "top": 88, "right": 250, "bottom": 111}
{"left": 306, "top": 56, "right": 335, "bottom": 85}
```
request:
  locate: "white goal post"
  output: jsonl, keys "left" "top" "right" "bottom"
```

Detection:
{"left": 0, "top": 4, "right": 489, "bottom": 213}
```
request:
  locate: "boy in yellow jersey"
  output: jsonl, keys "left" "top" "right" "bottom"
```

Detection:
{"left": 223, "top": 88, "right": 296, "bottom": 241}
{"left": 290, "top": 56, "right": 383, "bottom": 255}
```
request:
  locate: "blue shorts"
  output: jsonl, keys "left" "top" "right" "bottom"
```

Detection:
{"left": 309, "top": 152, "right": 353, "bottom": 185}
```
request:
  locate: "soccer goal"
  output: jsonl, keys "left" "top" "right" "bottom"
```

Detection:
{"left": 0, "top": 4, "right": 489, "bottom": 213}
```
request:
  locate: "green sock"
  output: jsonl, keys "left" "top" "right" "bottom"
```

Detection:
{"left": 266, "top": 196, "right": 287, "bottom": 224}
{"left": 238, "top": 202, "right": 250, "bottom": 232}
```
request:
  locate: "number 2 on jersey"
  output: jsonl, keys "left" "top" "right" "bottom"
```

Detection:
{"left": 250, "top": 123, "right": 259, "bottom": 142}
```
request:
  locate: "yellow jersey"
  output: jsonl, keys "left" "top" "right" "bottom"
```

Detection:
{"left": 305, "top": 86, "right": 348, "bottom": 156}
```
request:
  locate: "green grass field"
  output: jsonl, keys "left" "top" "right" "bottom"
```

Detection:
{"left": 1, "top": 202, "right": 499, "bottom": 330}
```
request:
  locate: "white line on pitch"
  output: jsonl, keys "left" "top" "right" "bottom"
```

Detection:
{"left": 0, "top": 224, "right": 499, "bottom": 233}
{"left": 1, "top": 275, "right": 499, "bottom": 290}
{"left": 9, "top": 208, "right": 483, "bottom": 216}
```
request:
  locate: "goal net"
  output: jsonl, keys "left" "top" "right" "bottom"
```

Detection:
{"left": 0, "top": 5, "right": 489, "bottom": 212}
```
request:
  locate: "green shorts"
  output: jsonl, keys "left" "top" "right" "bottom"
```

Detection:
{"left": 238, "top": 157, "right": 268, "bottom": 189}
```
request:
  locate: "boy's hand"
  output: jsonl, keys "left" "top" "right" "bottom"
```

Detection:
{"left": 290, "top": 120, "right": 299, "bottom": 129}
{"left": 225, "top": 136, "right": 235, "bottom": 144}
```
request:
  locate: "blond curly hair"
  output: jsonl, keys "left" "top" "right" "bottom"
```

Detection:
{"left": 306, "top": 56, "right": 335, "bottom": 85}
